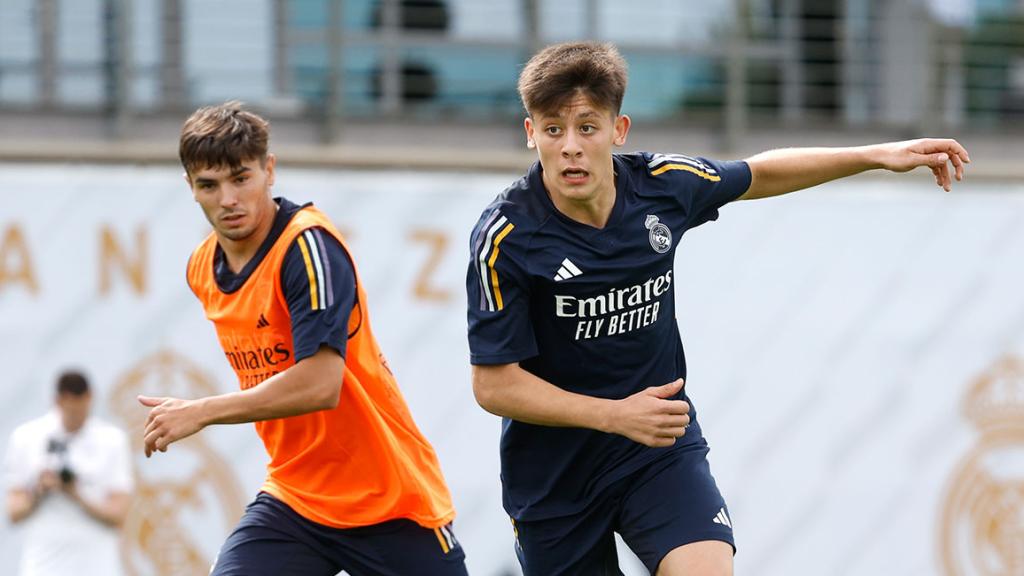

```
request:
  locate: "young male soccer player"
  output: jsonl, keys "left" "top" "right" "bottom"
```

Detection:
{"left": 467, "top": 42, "right": 969, "bottom": 576}
{"left": 138, "top": 102, "right": 467, "bottom": 576}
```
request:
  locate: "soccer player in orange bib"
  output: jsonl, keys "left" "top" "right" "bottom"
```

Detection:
{"left": 138, "top": 102, "right": 467, "bottom": 576}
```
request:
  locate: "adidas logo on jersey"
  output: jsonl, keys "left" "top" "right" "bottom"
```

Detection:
{"left": 712, "top": 507, "right": 732, "bottom": 528}
{"left": 256, "top": 314, "right": 270, "bottom": 329}
{"left": 553, "top": 258, "right": 583, "bottom": 282}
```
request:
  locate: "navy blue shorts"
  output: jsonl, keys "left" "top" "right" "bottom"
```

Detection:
{"left": 210, "top": 493, "right": 468, "bottom": 576}
{"left": 512, "top": 442, "right": 734, "bottom": 576}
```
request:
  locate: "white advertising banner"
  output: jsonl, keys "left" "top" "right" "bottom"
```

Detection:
{"left": 0, "top": 163, "right": 1022, "bottom": 576}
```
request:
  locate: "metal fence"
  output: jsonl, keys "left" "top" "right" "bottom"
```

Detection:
{"left": 0, "top": 0, "right": 1021, "bottom": 142}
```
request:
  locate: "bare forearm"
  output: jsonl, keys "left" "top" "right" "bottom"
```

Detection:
{"left": 472, "top": 365, "right": 612, "bottom": 431}
{"left": 7, "top": 490, "right": 37, "bottom": 524}
{"left": 742, "top": 146, "right": 879, "bottom": 200}
{"left": 741, "top": 138, "right": 970, "bottom": 199}
{"left": 140, "top": 348, "right": 344, "bottom": 457}
{"left": 199, "top": 356, "right": 341, "bottom": 426}
{"left": 70, "top": 491, "right": 130, "bottom": 528}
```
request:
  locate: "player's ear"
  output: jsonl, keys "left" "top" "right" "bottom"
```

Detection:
{"left": 183, "top": 172, "right": 196, "bottom": 198}
{"left": 613, "top": 114, "right": 631, "bottom": 147}
{"left": 524, "top": 117, "right": 536, "bottom": 149}
{"left": 264, "top": 153, "right": 277, "bottom": 187}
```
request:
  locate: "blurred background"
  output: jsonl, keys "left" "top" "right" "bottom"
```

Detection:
{"left": 1, "top": 0, "right": 1022, "bottom": 164}
{"left": 1, "top": 1, "right": 1022, "bottom": 575}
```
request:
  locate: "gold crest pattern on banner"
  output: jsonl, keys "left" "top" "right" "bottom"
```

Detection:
{"left": 110, "top": 350, "right": 246, "bottom": 576}
{"left": 939, "top": 355, "right": 1024, "bottom": 576}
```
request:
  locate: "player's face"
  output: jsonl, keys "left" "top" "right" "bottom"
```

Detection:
{"left": 56, "top": 392, "right": 91, "bottom": 433}
{"left": 525, "top": 94, "right": 630, "bottom": 210}
{"left": 188, "top": 155, "right": 277, "bottom": 245}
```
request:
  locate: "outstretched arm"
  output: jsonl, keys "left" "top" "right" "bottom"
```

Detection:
{"left": 473, "top": 364, "right": 690, "bottom": 448}
{"left": 740, "top": 138, "right": 971, "bottom": 200}
{"left": 142, "top": 227, "right": 356, "bottom": 458}
{"left": 139, "top": 346, "right": 343, "bottom": 457}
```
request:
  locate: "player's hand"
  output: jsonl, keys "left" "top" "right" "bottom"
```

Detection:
{"left": 873, "top": 138, "right": 970, "bottom": 192}
{"left": 37, "top": 470, "right": 60, "bottom": 494}
{"left": 60, "top": 477, "right": 80, "bottom": 498}
{"left": 606, "top": 379, "right": 690, "bottom": 447}
{"left": 138, "top": 395, "right": 205, "bottom": 458}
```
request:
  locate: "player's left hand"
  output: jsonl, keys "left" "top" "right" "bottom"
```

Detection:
{"left": 874, "top": 138, "right": 970, "bottom": 192}
{"left": 138, "top": 395, "right": 205, "bottom": 457}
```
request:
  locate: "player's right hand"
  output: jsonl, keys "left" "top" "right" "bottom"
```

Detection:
{"left": 606, "top": 379, "right": 690, "bottom": 447}
{"left": 138, "top": 395, "right": 205, "bottom": 457}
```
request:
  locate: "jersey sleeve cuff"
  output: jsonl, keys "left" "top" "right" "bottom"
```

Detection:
{"left": 721, "top": 159, "right": 753, "bottom": 201}
{"left": 470, "top": 348, "right": 538, "bottom": 366}
{"left": 294, "top": 340, "right": 346, "bottom": 363}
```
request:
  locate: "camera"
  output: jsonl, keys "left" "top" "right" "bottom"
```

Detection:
{"left": 46, "top": 438, "right": 76, "bottom": 485}
{"left": 58, "top": 466, "right": 76, "bottom": 484}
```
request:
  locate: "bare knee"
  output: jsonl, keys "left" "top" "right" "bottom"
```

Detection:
{"left": 656, "top": 540, "right": 733, "bottom": 576}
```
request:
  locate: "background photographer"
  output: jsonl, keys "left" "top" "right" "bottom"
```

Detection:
{"left": 4, "top": 370, "right": 134, "bottom": 576}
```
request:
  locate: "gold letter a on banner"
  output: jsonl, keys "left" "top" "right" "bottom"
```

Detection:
{"left": 0, "top": 224, "right": 39, "bottom": 295}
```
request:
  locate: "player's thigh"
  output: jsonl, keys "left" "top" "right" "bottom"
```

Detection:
{"left": 513, "top": 505, "right": 623, "bottom": 576}
{"left": 336, "top": 519, "right": 468, "bottom": 576}
{"left": 615, "top": 445, "right": 735, "bottom": 575}
{"left": 657, "top": 540, "right": 733, "bottom": 576}
{"left": 211, "top": 495, "right": 340, "bottom": 576}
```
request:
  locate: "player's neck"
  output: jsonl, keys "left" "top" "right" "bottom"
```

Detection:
{"left": 544, "top": 179, "right": 617, "bottom": 229}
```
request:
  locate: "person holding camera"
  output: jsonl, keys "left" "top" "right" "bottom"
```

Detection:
{"left": 4, "top": 370, "right": 134, "bottom": 576}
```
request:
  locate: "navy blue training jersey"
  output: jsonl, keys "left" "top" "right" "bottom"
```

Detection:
{"left": 466, "top": 152, "right": 751, "bottom": 521}
{"left": 211, "top": 197, "right": 357, "bottom": 361}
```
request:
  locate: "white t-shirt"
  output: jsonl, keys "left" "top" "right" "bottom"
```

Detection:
{"left": 3, "top": 410, "right": 134, "bottom": 576}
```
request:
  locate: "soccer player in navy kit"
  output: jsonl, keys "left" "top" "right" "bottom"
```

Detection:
{"left": 466, "top": 42, "right": 969, "bottom": 576}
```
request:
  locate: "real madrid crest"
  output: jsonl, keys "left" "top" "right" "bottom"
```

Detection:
{"left": 645, "top": 215, "right": 672, "bottom": 254}
{"left": 938, "top": 355, "right": 1024, "bottom": 576}
{"left": 110, "top": 350, "right": 246, "bottom": 576}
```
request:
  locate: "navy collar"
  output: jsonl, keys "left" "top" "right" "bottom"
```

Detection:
{"left": 530, "top": 155, "right": 630, "bottom": 232}
{"left": 213, "top": 197, "right": 308, "bottom": 293}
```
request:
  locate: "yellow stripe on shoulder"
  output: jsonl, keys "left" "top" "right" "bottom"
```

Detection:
{"left": 487, "top": 222, "right": 516, "bottom": 311}
{"left": 651, "top": 163, "right": 721, "bottom": 181}
{"left": 296, "top": 235, "right": 319, "bottom": 310}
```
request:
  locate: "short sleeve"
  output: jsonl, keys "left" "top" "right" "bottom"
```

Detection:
{"left": 466, "top": 210, "right": 538, "bottom": 365}
{"left": 3, "top": 427, "right": 32, "bottom": 490}
{"left": 646, "top": 153, "right": 751, "bottom": 230}
{"left": 104, "top": 428, "right": 134, "bottom": 494}
{"left": 281, "top": 227, "right": 357, "bottom": 362}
